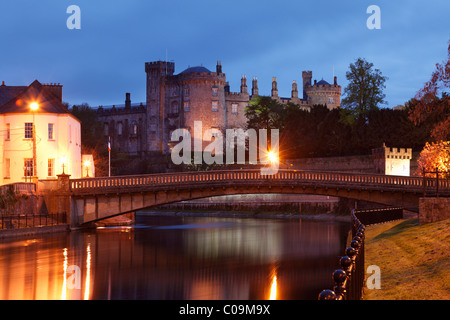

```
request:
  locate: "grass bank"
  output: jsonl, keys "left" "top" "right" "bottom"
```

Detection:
{"left": 363, "top": 218, "right": 450, "bottom": 300}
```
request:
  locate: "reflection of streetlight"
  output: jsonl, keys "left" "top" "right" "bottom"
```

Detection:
{"left": 84, "top": 160, "right": 91, "bottom": 177}
{"left": 61, "top": 156, "right": 67, "bottom": 174}
{"left": 30, "top": 102, "right": 38, "bottom": 179}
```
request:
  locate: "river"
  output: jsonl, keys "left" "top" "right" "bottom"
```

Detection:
{"left": 0, "top": 211, "right": 350, "bottom": 300}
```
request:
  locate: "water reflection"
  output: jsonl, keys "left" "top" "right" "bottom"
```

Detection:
{"left": 0, "top": 214, "right": 349, "bottom": 300}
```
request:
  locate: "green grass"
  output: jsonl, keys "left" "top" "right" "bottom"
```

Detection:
{"left": 363, "top": 218, "right": 450, "bottom": 300}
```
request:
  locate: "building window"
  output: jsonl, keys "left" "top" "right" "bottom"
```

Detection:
{"left": 328, "top": 97, "right": 334, "bottom": 104}
{"left": 25, "top": 123, "right": 33, "bottom": 139}
{"left": 184, "top": 101, "right": 190, "bottom": 112}
{"left": 232, "top": 104, "right": 238, "bottom": 114}
{"left": 48, "top": 159, "right": 55, "bottom": 177}
{"left": 212, "top": 87, "right": 218, "bottom": 96}
{"left": 184, "top": 88, "right": 190, "bottom": 97}
{"left": 211, "top": 128, "right": 220, "bottom": 138}
{"left": 48, "top": 123, "right": 54, "bottom": 140}
{"left": 4, "top": 158, "right": 10, "bottom": 178}
{"left": 104, "top": 123, "right": 109, "bottom": 136}
{"left": 24, "top": 158, "right": 33, "bottom": 177}
{"left": 212, "top": 101, "right": 218, "bottom": 112}
{"left": 5, "top": 123, "right": 10, "bottom": 140}
{"left": 118, "top": 122, "right": 123, "bottom": 135}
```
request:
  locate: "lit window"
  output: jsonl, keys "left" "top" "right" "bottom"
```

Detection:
{"left": 25, "top": 123, "right": 33, "bottom": 139}
{"left": 24, "top": 158, "right": 33, "bottom": 177}
{"left": 5, "top": 123, "right": 10, "bottom": 140}
{"left": 232, "top": 104, "right": 238, "bottom": 114}
{"left": 48, "top": 159, "right": 55, "bottom": 177}
{"left": 184, "top": 101, "right": 190, "bottom": 112}
{"left": 48, "top": 123, "right": 54, "bottom": 140}
{"left": 212, "top": 101, "right": 218, "bottom": 112}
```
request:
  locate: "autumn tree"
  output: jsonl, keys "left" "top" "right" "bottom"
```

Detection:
{"left": 409, "top": 40, "right": 450, "bottom": 141}
{"left": 415, "top": 140, "right": 450, "bottom": 178}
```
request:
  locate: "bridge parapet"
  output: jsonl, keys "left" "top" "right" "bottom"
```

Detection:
{"left": 69, "top": 169, "right": 450, "bottom": 196}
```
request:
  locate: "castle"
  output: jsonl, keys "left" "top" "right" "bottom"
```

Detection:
{"left": 97, "top": 61, "right": 341, "bottom": 157}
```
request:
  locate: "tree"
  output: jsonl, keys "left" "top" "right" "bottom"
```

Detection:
{"left": 245, "top": 96, "right": 286, "bottom": 131}
{"left": 409, "top": 40, "right": 450, "bottom": 141}
{"left": 415, "top": 140, "right": 450, "bottom": 178}
{"left": 341, "top": 58, "right": 388, "bottom": 124}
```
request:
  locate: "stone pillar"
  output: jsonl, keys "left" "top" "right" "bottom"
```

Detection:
{"left": 57, "top": 173, "right": 72, "bottom": 226}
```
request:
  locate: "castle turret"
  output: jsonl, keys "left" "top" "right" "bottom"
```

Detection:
{"left": 125, "top": 92, "right": 131, "bottom": 109}
{"left": 271, "top": 77, "right": 278, "bottom": 98}
{"left": 291, "top": 80, "right": 298, "bottom": 99}
{"left": 302, "top": 71, "right": 312, "bottom": 101}
{"left": 216, "top": 61, "right": 222, "bottom": 74}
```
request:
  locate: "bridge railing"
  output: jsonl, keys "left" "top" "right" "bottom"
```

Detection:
{"left": 69, "top": 169, "right": 450, "bottom": 195}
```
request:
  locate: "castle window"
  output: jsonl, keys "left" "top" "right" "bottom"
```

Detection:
{"left": 118, "top": 122, "right": 123, "bottom": 135}
{"left": 184, "top": 88, "right": 190, "bottom": 97}
{"left": 171, "top": 101, "right": 179, "bottom": 113}
{"left": 48, "top": 123, "right": 54, "bottom": 140}
{"left": 232, "top": 104, "right": 238, "bottom": 114}
{"left": 104, "top": 123, "right": 109, "bottom": 136}
{"left": 184, "top": 101, "right": 190, "bottom": 112}
{"left": 25, "top": 123, "right": 33, "bottom": 139}
{"left": 212, "top": 87, "right": 218, "bottom": 96}
{"left": 212, "top": 101, "right": 218, "bottom": 112}
{"left": 328, "top": 97, "right": 334, "bottom": 104}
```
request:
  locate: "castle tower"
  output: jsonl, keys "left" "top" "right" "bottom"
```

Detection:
{"left": 302, "top": 71, "right": 312, "bottom": 100}
{"left": 291, "top": 80, "right": 298, "bottom": 99}
{"left": 271, "top": 77, "right": 278, "bottom": 98}
{"left": 145, "top": 61, "right": 175, "bottom": 153}
{"left": 251, "top": 77, "right": 259, "bottom": 96}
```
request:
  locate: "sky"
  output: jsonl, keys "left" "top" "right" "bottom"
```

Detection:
{"left": 0, "top": 0, "right": 449, "bottom": 108}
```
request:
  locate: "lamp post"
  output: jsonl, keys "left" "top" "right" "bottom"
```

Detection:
{"left": 30, "top": 102, "right": 38, "bottom": 181}
{"left": 84, "top": 160, "right": 91, "bottom": 178}
{"left": 61, "top": 156, "right": 67, "bottom": 175}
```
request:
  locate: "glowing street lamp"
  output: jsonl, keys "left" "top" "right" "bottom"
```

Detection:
{"left": 61, "top": 156, "right": 67, "bottom": 174}
{"left": 267, "top": 150, "right": 279, "bottom": 164}
{"left": 84, "top": 160, "right": 91, "bottom": 177}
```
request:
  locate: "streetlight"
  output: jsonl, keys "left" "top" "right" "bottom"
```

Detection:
{"left": 61, "top": 156, "right": 67, "bottom": 174}
{"left": 30, "top": 102, "right": 38, "bottom": 180}
{"left": 84, "top": 160, "right": 91, "bottom": 178}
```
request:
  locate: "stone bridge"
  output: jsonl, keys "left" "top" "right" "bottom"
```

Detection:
{"left": 37, "top": 169, "right": 450, "bottom": 227}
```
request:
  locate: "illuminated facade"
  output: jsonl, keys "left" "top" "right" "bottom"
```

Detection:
{"left": 98, "top": 60, "right": 341, "bottom": 156}
{"left": 372, "top": 143, "right": 412, "bottom": 176}
{"left": 0, "top": 80, "right": 93, "bottom": 185}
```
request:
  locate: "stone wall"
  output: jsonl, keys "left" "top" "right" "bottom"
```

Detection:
{"left": 419, "top": 197, "right": 450, "bottom": 224}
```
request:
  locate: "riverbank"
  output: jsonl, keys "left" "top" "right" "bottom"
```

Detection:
{"left": 0, "top": 224, "right": 70, "bottom": 239}
{"left": 362, "top": 218, "right": 450, "bottom": 300}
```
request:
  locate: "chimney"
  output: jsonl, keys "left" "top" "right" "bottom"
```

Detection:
{"left": 43, "top": 83, "right": 63, "bottom": 102}
{"left": 216, "top": 61, "right": 222, "bottom": 74}
{"left": 125, "top": 92, "right": 131, "bottom": 108}
{"left": 1, "top": 81, "right": 5, "bottom": 86}
{"left": 334, "top": 76, "right": 337, "bottom": 85}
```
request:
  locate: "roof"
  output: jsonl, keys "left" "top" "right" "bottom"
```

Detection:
{"left": 316, "top": 79, "right": 330, "bottom": 86}
{"left": 180, "top": 66, "right": 211, "bottom": 74}
{"left": 0, "top": 80, "right": 70, "bottom": 114}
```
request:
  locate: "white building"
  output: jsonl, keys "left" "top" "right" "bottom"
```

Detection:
{"left": 0, "top": 80, "right": 93, "bottom": 185}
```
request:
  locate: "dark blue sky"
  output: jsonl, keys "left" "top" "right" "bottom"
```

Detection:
{"left": 1, "top": 0, "right": 449, "bottom": 108}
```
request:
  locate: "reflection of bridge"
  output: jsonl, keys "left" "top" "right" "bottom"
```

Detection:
{"left": 44, "top": 169, "right": 449, "bottom": 227}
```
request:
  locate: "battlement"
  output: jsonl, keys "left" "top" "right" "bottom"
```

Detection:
{"left": 145, "top": 61, "right": 175, "bottom": 75}
{"left": 372, "top": 143, "right": 412, "bottom": 159}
